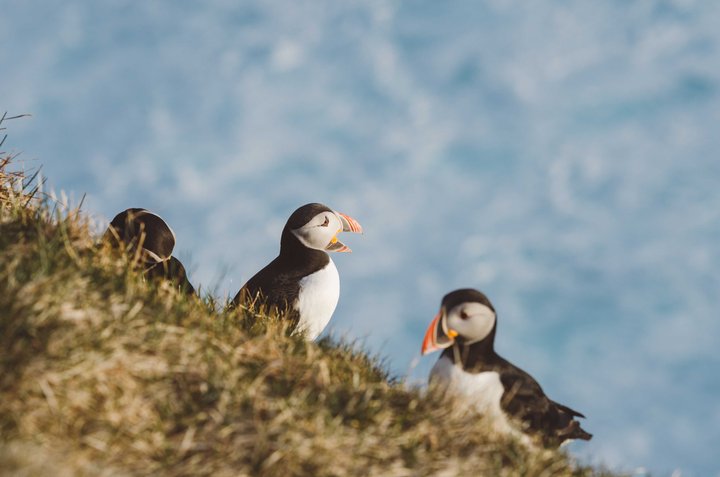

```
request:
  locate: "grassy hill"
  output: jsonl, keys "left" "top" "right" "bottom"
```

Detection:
{"left": 0, "top": 140, "right": 618, "bottom": 475}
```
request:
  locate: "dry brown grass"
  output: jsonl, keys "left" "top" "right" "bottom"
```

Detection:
{"left": 0, "top": 126, "right": 619, "bottom": 476}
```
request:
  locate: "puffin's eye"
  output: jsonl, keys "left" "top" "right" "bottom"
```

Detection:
{"left": 459, "top": 310, "right": 469, "bottom": 320}
{"left": 320, "top": 216, "right": 330, "bottom": 227}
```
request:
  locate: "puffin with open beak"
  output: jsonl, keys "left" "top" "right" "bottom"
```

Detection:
{"left": 233, "top": 203, "right": 363, "bottom": 340}
{"left": 104, "top": 208, "right": 196, "bottom": 295}
{"left": 422, "top": 288, "right": 592, "bottom": 448}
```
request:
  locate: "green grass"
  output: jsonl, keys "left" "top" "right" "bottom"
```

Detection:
{"left": 0, "top": 140, "right": 620, "bottom": 476}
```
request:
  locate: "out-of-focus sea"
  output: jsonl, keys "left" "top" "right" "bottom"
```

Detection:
{"left": 2, "top": 1, "right": 719, "bottom": 475}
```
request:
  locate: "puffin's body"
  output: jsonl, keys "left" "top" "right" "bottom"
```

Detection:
{"left": 422, "top": 289, "right": 591, "bottom": 448}
{"left": 233, "top": 203, "right": 362, "bottom": 340}
{"left": 104, "top": 208, "right": 195, "bottom": 295}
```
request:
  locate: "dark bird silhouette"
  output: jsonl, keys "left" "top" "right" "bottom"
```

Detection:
{"left": 104, "top": 208, "right": 195, "bottom": 295}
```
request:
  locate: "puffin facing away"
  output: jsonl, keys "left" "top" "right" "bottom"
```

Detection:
{"left": 421, "top": 288, "right": 591, "bottom": 448}
{"left": 233, "top": 203, "right": 362, "bottom": 340}
{"left": 104, "top": 208, "right": 195, "bottom": 295}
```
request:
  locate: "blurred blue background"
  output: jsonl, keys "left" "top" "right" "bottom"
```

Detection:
{"left": 2, "top": 1, "right": 719, "bottom": 475}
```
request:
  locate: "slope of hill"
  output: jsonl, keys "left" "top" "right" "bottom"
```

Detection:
{"left": 0, "top": 148, "right": 617, "bottom": 475}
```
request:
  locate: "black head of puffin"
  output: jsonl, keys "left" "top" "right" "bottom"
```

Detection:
{"left": 284, "top": 202, "right": 363, "bottom": 253}
{"left": 104, "top": 208, "right": 176, "bottom": 266}
{"left": 421, "top": 288, "right": 497, "bottom": 355}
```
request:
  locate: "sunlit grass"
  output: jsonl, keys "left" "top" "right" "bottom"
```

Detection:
{"left": 0, "top": 127, "right": 619, "bottom": 476}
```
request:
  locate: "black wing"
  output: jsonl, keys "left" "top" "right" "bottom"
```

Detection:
{"left": 232, "top": 257, "right": 301, "bottom": 314}
{"left": 496, "top": 358, "right": 592, "bottom": 447}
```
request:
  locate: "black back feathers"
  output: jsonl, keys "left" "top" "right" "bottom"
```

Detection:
{"left": 104, "top": 208, "right": 195, "bottom": 295}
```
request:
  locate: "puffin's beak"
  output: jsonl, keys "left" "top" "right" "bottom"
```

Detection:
{"left": 336, "top": 212, "right": 363, "bottom": 234}
{"left": 325, "top": 211, "right": 362, "bottom": 253}
{"left": 325, "top": 238, "right": 351, "bottom": 253}
{"left": 421, "top": 310, "right": 457, "bottom": 355}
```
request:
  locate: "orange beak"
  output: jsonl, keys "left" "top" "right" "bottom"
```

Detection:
{"left": 421, "top": 310, "right": 457, "bottom": 355}
{"left": 326, "top": 240, "right": 352, "bottom": 253}
{"left": 325, "top": 211, "right": 362, "bottom": 253}
{"left": 337, "top": 212, "right": 363, "bottom": 234}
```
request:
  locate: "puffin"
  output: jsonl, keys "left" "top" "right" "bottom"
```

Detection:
{"left": 103, "top": 208, "right": 195, "bottom": 295}
{"left": 232, "top": 203, "right": 362, "bottom": 340}
{"left": 421, "top": 288, "right": 592, "bottom": 448}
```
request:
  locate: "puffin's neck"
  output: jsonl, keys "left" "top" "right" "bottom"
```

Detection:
{"left": 279, "top": 228, "right": 330, "bottom": 266}
{"left": 441, "top": 326, "right": 498, "bottom": 370}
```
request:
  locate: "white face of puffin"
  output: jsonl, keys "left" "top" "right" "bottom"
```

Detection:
{"left": 445, "top": 302, "right": 496, "bottom": 344}
{"left": 291, "top": 211, "right": 363, "bottom": 252}
{"left": 421, "top": 301, "right": 496, "bottom": 354}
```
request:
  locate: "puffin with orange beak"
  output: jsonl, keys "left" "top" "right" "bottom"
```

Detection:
{"left": 233, "top": 203, "right": 362, "bottom": 340}
{"left": 422, "top": 288, "right": 592, "bottom": 448}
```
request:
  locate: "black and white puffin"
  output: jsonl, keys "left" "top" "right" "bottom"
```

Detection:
{"left": 232, "top": 203, "right": 362, "bottom": 340}
{"left": 421, "top": 288, "right": 592, "bottom": 447}
{"left": 104, "top": 208, "right": 195, "bottom": 295}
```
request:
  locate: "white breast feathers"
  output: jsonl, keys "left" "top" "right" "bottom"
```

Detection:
{"left": 295, "top": 259, "right": 340, "bottom": 340}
